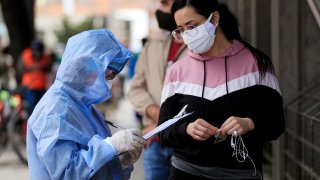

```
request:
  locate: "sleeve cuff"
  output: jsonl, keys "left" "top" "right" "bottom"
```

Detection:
{"left": 178, "top": 122, "right": 192, "bottom": 140}
{"left": 104, "top": 137, "right": 118, "bottom": 153}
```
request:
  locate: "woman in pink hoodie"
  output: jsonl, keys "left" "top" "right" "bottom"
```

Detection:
{"left": 158, "top": 0, "right": 285, "bottom": 179}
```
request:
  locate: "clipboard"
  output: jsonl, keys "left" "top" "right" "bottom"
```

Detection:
{"left": 143, "top": 105, "right": 193, "bottom": 140}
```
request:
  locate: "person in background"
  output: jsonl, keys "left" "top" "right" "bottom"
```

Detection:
{"left": 127, "top": 0, "right": 187, "bottom": 179}
{"left": 158, "top": 0, "right": 285, "bottom": 179}
{"left": 27, "top": 29, "right": 145, "bottom": 179}
{"left": 128, "top": 37, "right": 149, "bottom": 126}
{"left": 21, "top": 39, "right": 52, "bottom": 115}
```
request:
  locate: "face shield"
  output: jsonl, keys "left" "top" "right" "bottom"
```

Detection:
{"left": 105, "top": 58, "right": 130, "bottom": 80}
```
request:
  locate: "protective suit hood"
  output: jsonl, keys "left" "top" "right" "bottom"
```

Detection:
{"left": 55, "top": 29, "right": 132, "bottom": 106}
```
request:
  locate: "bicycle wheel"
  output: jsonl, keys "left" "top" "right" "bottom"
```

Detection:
{"left": 8, "top": 110, "right": 28, "bottom": 165}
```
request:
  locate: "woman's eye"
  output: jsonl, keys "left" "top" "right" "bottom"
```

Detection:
{"left": 185, "top": 25, "right": 197, "bottom": 30}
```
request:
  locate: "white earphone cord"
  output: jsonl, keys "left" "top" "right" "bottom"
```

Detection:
{"left": 231, "top": 132, "right": 258, "bottom": 177}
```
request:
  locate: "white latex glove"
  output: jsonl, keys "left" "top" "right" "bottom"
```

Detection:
{"left": 119, "top": 148, "right": 142, "bottom": 168}
{"left": 107, "top": 129, "right": 144, "bottom": 153}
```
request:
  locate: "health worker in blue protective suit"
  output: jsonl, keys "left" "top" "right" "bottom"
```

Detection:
{"left": 27, "top": 29, "right": 145, "bottom": 180}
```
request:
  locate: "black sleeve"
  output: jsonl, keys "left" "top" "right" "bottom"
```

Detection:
{"left": 249, "top": 86, "right": 286, "bottom": 141}
{"left": 158, "top": 95, "right": 194, "bottom": 148}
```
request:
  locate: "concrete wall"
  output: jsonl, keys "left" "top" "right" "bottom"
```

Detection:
{"left": 300, "top": 0, "right": 320, "bottom": 88}
{"left": 279, "top": 0, "right": 320, "bottom": 100}
{"left": 279, "top": 0, "right": 301, "bottom": 101}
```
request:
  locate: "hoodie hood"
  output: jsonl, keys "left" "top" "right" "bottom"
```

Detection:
{"left": 55, "top": 29, "right": 132, "bottom": 106}
{"left": 187, "top": 40, "right": 245, "bottom": 62}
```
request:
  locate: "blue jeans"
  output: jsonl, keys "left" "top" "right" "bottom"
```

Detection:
{"left": 143, "top": 141, "right": 173, "bottom": 180}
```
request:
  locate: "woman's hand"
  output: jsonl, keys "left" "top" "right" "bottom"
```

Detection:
{"left": 220, "top": 116, "right": 255, "bottom": 137}
{"left": 186, "top": 118, "right": 219, "bottom": 141}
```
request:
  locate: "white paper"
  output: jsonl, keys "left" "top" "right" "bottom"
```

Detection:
{"left": 143, "top": 112, "right": 193, "bottom": 140}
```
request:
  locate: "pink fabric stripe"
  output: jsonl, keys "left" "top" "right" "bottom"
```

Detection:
{"left": 164, "top": 46, "right": 258, "bottom": 89}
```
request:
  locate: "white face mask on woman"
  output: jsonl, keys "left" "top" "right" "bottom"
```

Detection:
{"left": 182, "top": 13, "right": 218, "bottom": 53}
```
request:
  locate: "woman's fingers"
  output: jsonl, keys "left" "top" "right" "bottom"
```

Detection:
{"left": 194, "top": 120, "right": 215, "bottom": 136}
{"left": 187, "top": 118, "right": 218, "bottom": 141}
{"left": 187, "top": 116, "right": 255, "bottom": 141}
{"left": 220, "top": 116, "right": 255, "bottom": 136}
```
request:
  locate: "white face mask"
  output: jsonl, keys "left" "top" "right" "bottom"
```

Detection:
{"left": 182, "top": 14, "right": 218, "bottom": 53}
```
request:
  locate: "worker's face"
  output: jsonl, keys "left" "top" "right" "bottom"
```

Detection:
{"left": 105, "top": 59, "right": 128, "bottom": 81}
{"left": 105, "top": 69, "right": 117, "bottom": 81}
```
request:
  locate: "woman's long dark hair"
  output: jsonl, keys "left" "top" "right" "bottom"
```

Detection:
{"left": 172, "top": 0, "right": 275, "bottom": 80}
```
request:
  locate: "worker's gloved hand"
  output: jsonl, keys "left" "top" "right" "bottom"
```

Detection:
{"left": 107, "top": 129, "right": 144, "bottom": 153}
{"left": 119, "top": 147, "right": 142, "bottom": 168}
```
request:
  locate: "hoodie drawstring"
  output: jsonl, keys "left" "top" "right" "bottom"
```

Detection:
{"left": 224, "top": 56, "right": 231, "bottom": 116}
{"left": 201, "top": 61, "right": 206, "bottom": 118}
{"left": 200, "top": 56, "right": 230, "bottom": 118}
{"left": 224, "top": 56, "right": 229, "bottom": 94}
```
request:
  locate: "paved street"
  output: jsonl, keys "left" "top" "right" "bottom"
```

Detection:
{"left": 0, "top": 146, "right": 29, "bottom": 179}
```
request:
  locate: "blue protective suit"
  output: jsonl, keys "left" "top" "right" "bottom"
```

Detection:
{"left": 27, "top": 29, "right": 133, "bottom": 180}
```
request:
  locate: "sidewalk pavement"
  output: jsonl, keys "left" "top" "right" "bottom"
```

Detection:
{"left": 0, "top": 145, "right": 29, "bottom": 179}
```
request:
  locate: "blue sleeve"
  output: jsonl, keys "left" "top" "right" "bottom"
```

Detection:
{"left": 36, "top": 116, "right": 118, "bottom": 179}
{"left": 122, "top": 165, "right": 134, "bottom": 180}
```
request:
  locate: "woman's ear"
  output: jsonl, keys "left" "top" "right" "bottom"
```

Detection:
{"left": 211, "top": 11, "right": 220, "bottom": 26}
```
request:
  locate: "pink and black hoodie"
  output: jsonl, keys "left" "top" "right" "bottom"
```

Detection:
{"left": 158, "top": 40, "right": 285, "bottom": 171}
